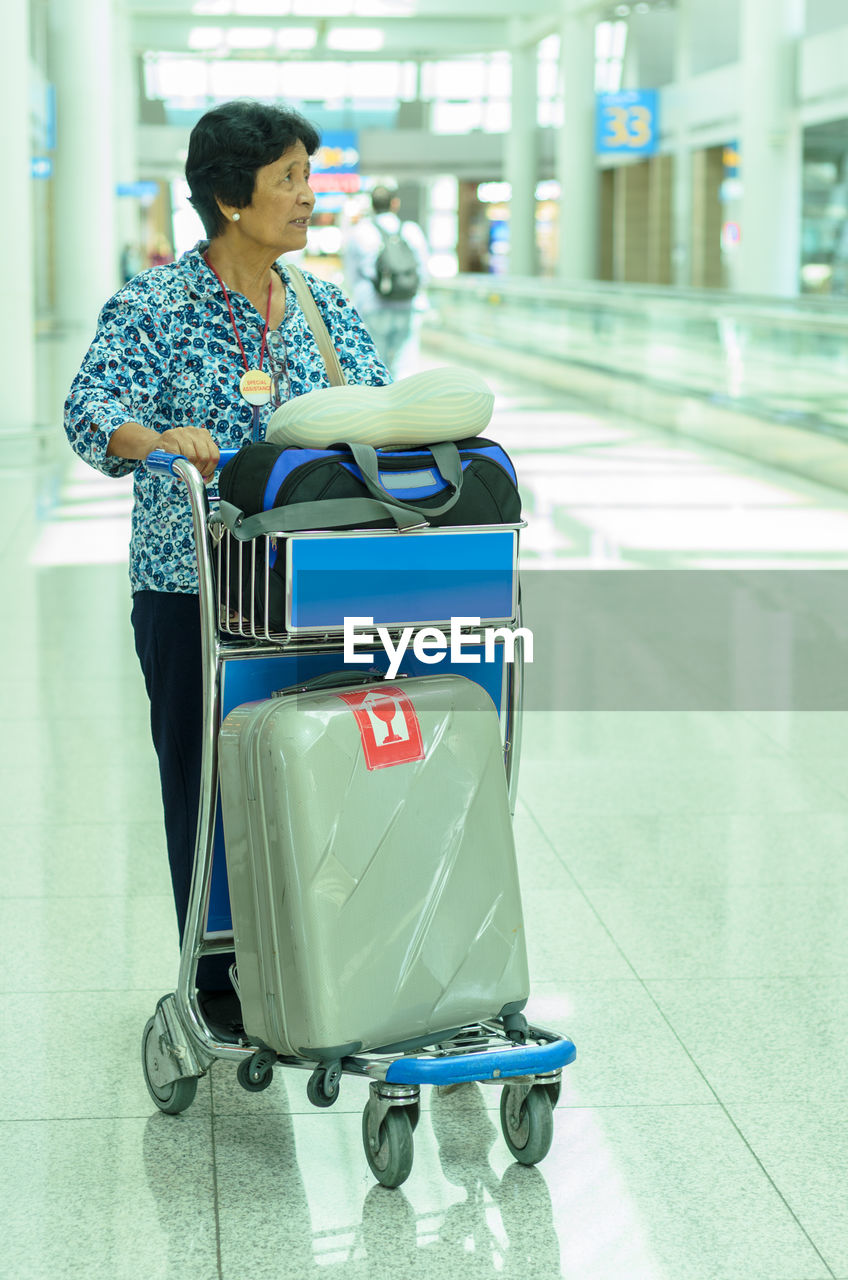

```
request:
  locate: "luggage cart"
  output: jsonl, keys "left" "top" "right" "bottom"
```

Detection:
{"left": 140, "top": 448, "right": 575, "bottom": 1189}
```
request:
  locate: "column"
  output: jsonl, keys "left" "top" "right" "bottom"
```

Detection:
{"left": 506, "top": 30, "right": 539, "bottom": 277}
{"left": 555, "top": 0, "right": 599, "bottom": 282}
{"left": 0, "top": 0, "right": 35, "bottom": 434}
{"left": 113, "top": 0, "right": 141, "bottom": 273}
{"left": 49, "top": 0, "right": 119, "bottom": 345}
{"left": 671, "top": 0, "right": 694, "bottom": 286}
{"left": 737, "top": 0, "right": 805, "bottom": 295}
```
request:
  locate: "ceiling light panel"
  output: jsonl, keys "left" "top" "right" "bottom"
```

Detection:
{"left": 278, "top": 61, "right": 344, "bottom": 98}
{"left": 191, "top": 0, "right": 416, "bottom": 10}
{"left": 149, "top": 57, "right": 210, "bottom": 98}
{"left": 326, "top": 26, "right": 385, "bottom": 50}
{"left": 209, "top": 59, "right": 280, "bottom": 95}
{"left": 276, "top": 27, "right": 318, "bottom": 49}
{"left": 292, "top": 1, "right": 355, "bottom": 15}
{"left": 234, "top": 0, "right": 292, "bottom": 12}
{"left": 188, "top": 26, "right": 226, "bottom": 49}
{"left": 353, "top": 0, "right": 416, "bottom": 13}
{"left": 225, "top": 25, "right": 275, "bottom": 46}
{"left": 347, "top": 60, "right": 402, "bottom": 96}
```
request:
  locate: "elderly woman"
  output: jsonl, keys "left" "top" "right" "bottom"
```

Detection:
{"left": 65, "top": 100, "right": 390, "bottom": 1036}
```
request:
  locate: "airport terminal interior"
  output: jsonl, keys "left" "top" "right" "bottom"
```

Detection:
{"left": 5, "top": 0, "right": 848, "bottom": 1277}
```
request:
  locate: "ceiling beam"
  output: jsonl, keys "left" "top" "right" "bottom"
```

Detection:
{"left": 132, "top": 14, "right": 515, "bottom": 56}
{"left": 129, "top": 0, "right": 557, "bottom": 17}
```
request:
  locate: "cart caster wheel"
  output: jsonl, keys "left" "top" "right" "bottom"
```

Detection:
{"left": 307, "top": 1063, "right": 341, "bottom": 1108}
{"left": 500, "top": 1084, "right": 554, "bottom": 1166}
{"left": 237, "top": 1052, "right": 275, "bottom": 1093}
{"left": 142, "top": 1018, "right": 198, "bottom": 1115}
{"left": 362, "top": 1100, "right": 414, "bottom": 1189}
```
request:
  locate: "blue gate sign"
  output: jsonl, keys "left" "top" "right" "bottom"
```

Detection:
{"left": 313, "top": 131, "right": 359, "bottom": 174}
{"left": 311, "top": 131, "right": 360, "bottom": 195}
{"left": 116, "top": 180, "right": 160, "bottom": 199}
{"left": 596, "top": 89, "right": 659, "bottom": 158}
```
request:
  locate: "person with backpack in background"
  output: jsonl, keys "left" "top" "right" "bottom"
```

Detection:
{"left": 344, "top": 183, "right": 429, "bottom": 377}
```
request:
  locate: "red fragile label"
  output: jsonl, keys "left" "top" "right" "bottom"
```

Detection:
{"left": 336, "top": 685, "right": 425, "bottom": 771}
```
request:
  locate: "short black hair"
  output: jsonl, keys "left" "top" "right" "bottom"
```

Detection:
{"left": 371, "top": 185, "right": 398, "bottom": 214}
{"left": 186, "top": 100, "right": 321, "bottom": 239}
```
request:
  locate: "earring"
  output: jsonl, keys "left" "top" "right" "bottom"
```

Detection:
{"left": 232, "top": 212, "right": 240, "bottom": 222}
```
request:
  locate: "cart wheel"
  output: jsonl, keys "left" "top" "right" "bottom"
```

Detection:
{"left": 362, "top": 1101, "right": 414, "bottom": 1189}
{"left": 306, "top": 1063, "right": 341, "bottom": 1108}
{"left": 142, "top": 1018, "right": 198, "bottom": 1115}
{"left": 237, "top": 1052, "right": 274, "bottom": 1093}
{"left": 499, "top": 1085, "right": 554, "bottom": 1166}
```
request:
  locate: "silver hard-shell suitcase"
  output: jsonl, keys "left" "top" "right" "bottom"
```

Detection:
{"left": 218, "top": 673, "right": 530, "bottom": 1061}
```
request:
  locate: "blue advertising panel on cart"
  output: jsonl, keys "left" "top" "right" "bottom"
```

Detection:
{"left": 285, "top": 529, "right": 517, "bottom": 632}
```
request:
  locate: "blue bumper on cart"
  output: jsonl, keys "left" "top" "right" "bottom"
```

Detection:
{"left": 384, "top": 1034, "right": 576, "bottom": 1086}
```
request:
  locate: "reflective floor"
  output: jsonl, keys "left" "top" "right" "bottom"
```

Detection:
{"left": 2, "top": 339, "right": 848, "bottom": 1279}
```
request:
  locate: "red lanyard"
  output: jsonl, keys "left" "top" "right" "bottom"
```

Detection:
{"left": 204, "top": 254, "right": 273, "bottom": 373}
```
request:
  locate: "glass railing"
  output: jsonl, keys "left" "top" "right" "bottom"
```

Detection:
{"left": 422, "top": 276, "right": 848, "bottom": 440}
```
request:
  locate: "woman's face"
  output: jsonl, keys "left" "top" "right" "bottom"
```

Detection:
{"left": 239, "top": 140, "right": 315, "bottom": 253}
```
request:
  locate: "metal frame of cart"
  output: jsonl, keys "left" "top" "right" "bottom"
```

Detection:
{"left": 140, "top": 450, "right": 575, "bottom": 1189}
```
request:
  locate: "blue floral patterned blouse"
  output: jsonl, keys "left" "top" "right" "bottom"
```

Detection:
{"left": 64, "top": 244, "right": 390, "bottom": 594}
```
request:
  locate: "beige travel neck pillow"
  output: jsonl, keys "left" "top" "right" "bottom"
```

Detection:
{"left": 265, "top": 366, "right": 495, "bottom": 450}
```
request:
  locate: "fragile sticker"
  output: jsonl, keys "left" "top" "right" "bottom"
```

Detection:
{"left": 336, "top": 685, "right": 425, "bottom": 770}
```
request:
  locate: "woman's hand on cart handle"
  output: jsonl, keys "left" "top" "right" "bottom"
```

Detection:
{"left": 149, "top": 428, "right": 220, "bottom": 482}
{"left": 146, "top": 444, "right": 239, "bottom": 478}
{"left": 109, "top": 423, "right": 223, "bottom": 482}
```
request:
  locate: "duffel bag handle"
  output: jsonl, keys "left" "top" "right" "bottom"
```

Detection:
{"left": 347, "top": 441, "right": 463, "bottom": 518}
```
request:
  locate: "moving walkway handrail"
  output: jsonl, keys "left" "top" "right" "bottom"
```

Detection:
{"left": 427, "top": 273, "right": 848, "bottom": 335}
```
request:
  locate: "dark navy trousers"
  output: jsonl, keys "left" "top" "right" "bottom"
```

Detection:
{"left": 131, "top": 590, "right": 234, "bottom": 991}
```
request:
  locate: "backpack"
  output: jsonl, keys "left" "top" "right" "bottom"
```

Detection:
{"left": 372, "top": 220, "right": 420, "bottom": 302}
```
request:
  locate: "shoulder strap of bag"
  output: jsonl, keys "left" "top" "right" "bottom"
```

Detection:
{"left": 218, "top": 495, "right": 428, "bottom": 540}
{"left": 286, "top": 264, "right": 347, "bottom": 388}
{"left": 373, "top": 218, "right": 408, "bottom": 248}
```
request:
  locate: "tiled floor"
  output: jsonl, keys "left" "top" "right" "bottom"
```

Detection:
{"left": 3, "top": 338, "right": 848, "bottom": 1279}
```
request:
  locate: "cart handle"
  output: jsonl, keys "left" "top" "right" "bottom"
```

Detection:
{"left": 144, "top": 447, "right": 239, "bottom": 476}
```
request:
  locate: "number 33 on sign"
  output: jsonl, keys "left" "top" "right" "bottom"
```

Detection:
{"left": 596, "top": 90, "right": 659, "bottom": 158}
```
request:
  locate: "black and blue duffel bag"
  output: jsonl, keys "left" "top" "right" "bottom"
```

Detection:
{"left": 217, "top": 436, "right": 521, "bottom": 628}
{"left": 219, "top": 436, "right": 520, "bottom": 531}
